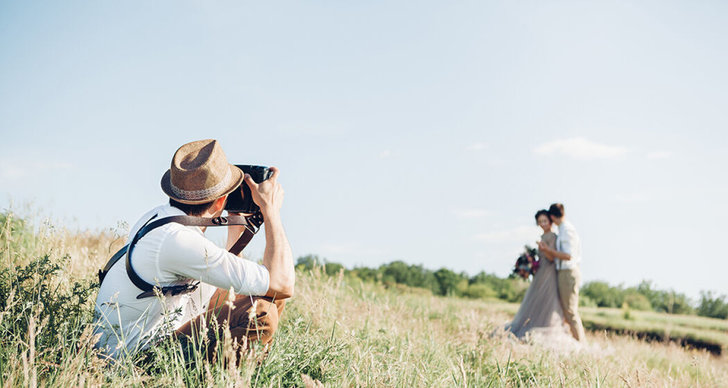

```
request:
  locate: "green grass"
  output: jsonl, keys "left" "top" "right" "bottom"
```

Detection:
{"left": 492, "top": 302, "right": 728, "bottom": 355}
{"left": 581, "top": 307, "right": 728, "bottom": 355}
{"left": 1, "top": 211, "right": 728, "bottom": 387}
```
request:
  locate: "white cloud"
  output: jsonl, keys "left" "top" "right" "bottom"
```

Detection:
{"left": 452, "top": 208, "right": 489, "bottom": 219}
{"left": 475, "top": 225, "right": 541, "bottom": 244}
{"left": 646, "top": 151, "right": 672, "bottom": 160}
{"left": 378, "top": 150, "right": 392, "bottom": 159}
{"left": 533, "top": 137, "right": 628, "bottom": 160}
{"left": 466, "top": 142, "right": 488, "bottom": 151}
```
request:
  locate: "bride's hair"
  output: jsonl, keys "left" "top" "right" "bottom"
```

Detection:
{"left": 534, "top": 209, "right": 550, "bottom": 224}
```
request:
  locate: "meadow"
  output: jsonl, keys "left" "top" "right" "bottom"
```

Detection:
{"left": 494, "top": 303, "right": 728, "bottom": 356}
{"left": 1, "top": 211, "right": 727, "bottom": 387}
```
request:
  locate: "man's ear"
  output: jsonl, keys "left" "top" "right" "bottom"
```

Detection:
{"left": 214, "top": 195, "right": 228, "bottom": 213}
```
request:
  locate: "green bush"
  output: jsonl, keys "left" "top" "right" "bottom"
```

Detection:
{"left": 469, "top": 272, "right": 527, "bottom": 303}
{"left": 579, "top": 295, "right": 598, "bottom": 308}
{"left": 582, "top": 281, "right": 623, "bottom": 308}
{"left": 462, "top": 283, "right": 496, "bottom": 300}
{"left": 581, "top": 280, "right": 691, "bottom": 315}
{"left": 623, "top": 291, "right": 652, "bottom": 311}
{"left": 349, "top": 266, "right": 380, "bottom": 283}
{"left": 0, "top": 255, "right": 96, "bottom": 365}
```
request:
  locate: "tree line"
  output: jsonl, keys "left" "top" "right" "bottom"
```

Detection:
{"left": 295, "top": 255, "right": 728, "bottom": 320}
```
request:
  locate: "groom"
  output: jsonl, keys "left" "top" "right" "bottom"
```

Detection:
{"left": 538, "top": 203, "right": 586, "bottom": 342}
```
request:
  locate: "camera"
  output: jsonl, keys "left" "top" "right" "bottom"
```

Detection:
{"left": 225, "top": 165, "right": 273, "bottom": 213}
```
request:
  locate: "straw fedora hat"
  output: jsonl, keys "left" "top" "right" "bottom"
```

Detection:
{"left": 161, "top": 139, "right": 244, "bottom": 204}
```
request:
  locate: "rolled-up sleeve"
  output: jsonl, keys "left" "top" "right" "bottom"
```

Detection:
{"left": 158, "top": 228, "right": 270, "bottom": 296}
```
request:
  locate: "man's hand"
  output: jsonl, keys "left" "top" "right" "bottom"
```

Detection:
{"left": 244, "top": 167, "right": 284, "bottom": 216}
{"left": 537, "top": 241, "right": 554, "bottom": 262}
{"left": 538, "top": 241, "right": 571, "bottom": 261}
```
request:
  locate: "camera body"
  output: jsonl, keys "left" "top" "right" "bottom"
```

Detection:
{"left": 225, "top": 165, "right": 273, "bottom": 213}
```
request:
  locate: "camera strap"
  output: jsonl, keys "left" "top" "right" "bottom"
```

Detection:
{"left": 98, "top": 213, "right": 264, "bottom": 299}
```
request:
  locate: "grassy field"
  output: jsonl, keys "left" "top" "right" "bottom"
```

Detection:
{"left": 2, "top": 212, "right": 728, "bottom": 387}
{"left": 493, "top": 303, "right": 728, "bottom": 356}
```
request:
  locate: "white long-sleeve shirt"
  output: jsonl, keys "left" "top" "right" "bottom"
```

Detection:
{"left": 93, "top": 204, "right": 269, "bottom": 359}
{"left": 556, "top": 219, "right": 582, "bottom": 271}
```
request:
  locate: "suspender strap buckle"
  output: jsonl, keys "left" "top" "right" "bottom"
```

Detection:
{"left": 212, "top": 216, "right": 228, "bottom": 225}
{"left": 135, "top": 281, "right": 201, "bottom": 299}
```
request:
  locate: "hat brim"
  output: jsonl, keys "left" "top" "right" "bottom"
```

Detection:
{"left": 161, "top": 164, "right": 244, "bottom": 205}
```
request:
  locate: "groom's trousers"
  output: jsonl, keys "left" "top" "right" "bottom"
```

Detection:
{"left": 557, "top": 268, "right": 586, "bottom": 342}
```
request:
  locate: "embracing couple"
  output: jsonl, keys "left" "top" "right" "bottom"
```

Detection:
{"left": 505, "top": 203, "right": 586, "bottom": 344}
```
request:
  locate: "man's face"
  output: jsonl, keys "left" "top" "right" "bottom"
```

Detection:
{"left": 549, "top": 214, "right": 561, "bottom": 225}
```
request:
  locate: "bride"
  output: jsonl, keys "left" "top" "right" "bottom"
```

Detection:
{"left": 503, "top": 210, "right": 577, "bottom": 345}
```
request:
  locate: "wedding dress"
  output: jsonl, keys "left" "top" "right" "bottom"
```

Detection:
{"left": 504, "top": 232, "right": 579, "bottom": 349}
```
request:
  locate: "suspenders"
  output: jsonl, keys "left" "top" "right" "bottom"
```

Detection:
{"left": 98, "top": 213, "right": 263, "bottom": 299}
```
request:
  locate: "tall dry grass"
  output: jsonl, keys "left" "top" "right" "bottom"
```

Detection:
{"left": 1, "top": 210, "right": 727, "bottom": 387}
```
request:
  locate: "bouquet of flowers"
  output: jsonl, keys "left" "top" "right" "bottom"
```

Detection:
{"left": 512, "top": 245, "right": 539, "bottom": 280}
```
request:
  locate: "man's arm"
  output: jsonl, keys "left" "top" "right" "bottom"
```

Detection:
{"left": 159, "top": 229, "right": 271, "bottom": 296}
{"left": 244, "top": 167, "right": 295, "bottom": 299}
{"left": 539, "top": 247, "right": 556, "bottom": 262}
{"left": 538, "top": 228, "right": 574, "bottom": 261}
{"left": 538, "top": 242, "right": 571, "bottom": 261}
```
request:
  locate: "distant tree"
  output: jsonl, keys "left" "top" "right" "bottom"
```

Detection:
{"left": 581, "top": 281, "right": 623, "bottom": 308}
{"left": 636, "top": 280, "right": 693, "bottom": 315}
{"left": 350, "top": 266, "right": 380, "bottom": 283}
{"left": 433, "top": 268, "right": 464, "bottom": 296}
{"left": 636, "top": 280, "right": 666, "bottom": 311}
{"left": 379, "top": 261, "right": 436, "bottom": 290}
{"left": 667, "top": 292, "right": 694, "bottom": 315}
{"left": 697, "top": 291, "right": 728, "bottom": 319}
{"left": 296, "top": 254, "right": 345, "bottom": 276}
{"left": 323, "top": 261, "right": 345, "bottom": 276}
{"left": 296, "top": 254, "right": 322, "bottom": 271}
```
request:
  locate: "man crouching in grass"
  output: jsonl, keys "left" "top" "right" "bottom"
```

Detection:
{"left": 93, "top": 139, "right": 294, "bottom": 361}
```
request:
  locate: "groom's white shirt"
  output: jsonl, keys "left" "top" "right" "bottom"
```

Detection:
{"left": 556, "top": 219, "right": 581, "bottom": 270}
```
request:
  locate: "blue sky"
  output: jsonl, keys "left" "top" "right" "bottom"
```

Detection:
{"left": 1, "top": 1, "right": 727, "bottom": 298}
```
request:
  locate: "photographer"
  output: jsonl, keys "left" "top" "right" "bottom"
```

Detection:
{"left": 93, "top": 139, "right": 295, "bottom": 360}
